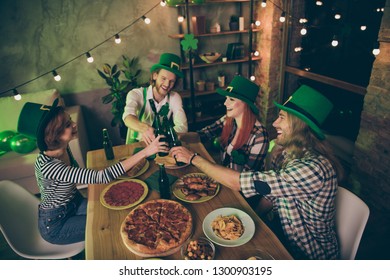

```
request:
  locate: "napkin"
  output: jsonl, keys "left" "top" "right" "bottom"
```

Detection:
{"left": 145, "top": 170, "right": 178, "bottom": 192}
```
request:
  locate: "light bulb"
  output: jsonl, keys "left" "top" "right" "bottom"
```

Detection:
{"left": 160, "top": 0, "right": 166, "bottom": 7}
{"left": 254, "top": 50, "right": 260, "bottom": 56}
{"left": 261, "top": 0, "right": 267, "bottom": 8}
{"left": 300, "top": 27, "right": 307, "bottom": 35}
{"left": 299, "top": 18, "right": 308, "bottom": 24}
{"left": 294, "top": 47, "right": 303, "bottom": 52}
{"left": 334, "top": 13, "right": 341, "bottom": 20}
{"left": 331, "top": 39, "right": 339, "bottom": 47}
{"left": 279, "top": 12, "right": 286, "bottom": 23}
{"left": 255, "top": 20, "right": 261, "bottom": 27}
{"left": 250, "top": 75, "right": 256, "bottom": 81}
{"left": 360, "top": 25, "right": 367, "bottom": 31}
{"left": 373, "top": 42, "right": 380, "bottom": 56}
{"left": 86, "top": 52, "right": 94, "bottom": 63}
{"left": 52, "top": 70, "right": 61, "bottom": 81}
{"left": 13, "top": 89, "right": 21, "bottom": 101}
{"left": 142, "top": 16, "right": 151, "bottom": 24}
{"left": 115, "top": 34, "right": 121, "bottom": 44}
{"left": 178, "top": 16, "right": 184, "bottom": 23}
{"left": 316, "top": 1, "right": 323, "bottom": 6}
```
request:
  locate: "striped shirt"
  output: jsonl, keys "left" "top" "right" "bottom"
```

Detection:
{"left": 240, "top": 150, "right": 339, "bottom": 259}
{"left": 198, "top": 115, "right": 269, "bottom": 171}
{"left": 35, "top": 153, "right": 125, "bottom": 209}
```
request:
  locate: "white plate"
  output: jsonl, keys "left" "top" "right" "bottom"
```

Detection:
{"left": 202, "top": 207, "right": 255, "bottom": 247}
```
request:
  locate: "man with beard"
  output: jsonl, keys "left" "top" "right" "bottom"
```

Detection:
{"left": 170, "top": 85, "right": 344, "bottom": 260}
{"left": 123, "top": 53, "right": 188, "bottom": 144}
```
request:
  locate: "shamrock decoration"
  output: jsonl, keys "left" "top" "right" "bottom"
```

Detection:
{"left": 159, "top": 103, "right": 170, "bottom": 117}
{"left": 180, "top": 33, "right": 198, "bottom": 52}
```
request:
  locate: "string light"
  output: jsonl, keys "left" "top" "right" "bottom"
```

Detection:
{"left": 334, "top": 13, "right": 341, "bottom": 20}
{"left": 300, "top": 26, "right": 307, "bottom": 35}
{"left": 360, "top": 25, "right": 367, "bottom": 31}
{"left": 294, "top": 47, "right": 303, "bottom": 52}
{"left": 250, "top": 75, "right": 256, "bottom": 81}
{"left": 52, "top": 70, "right": 61, "bottom": 81}
{"left": 253, "top": 50, "right": 260, "bottom": 57}
{"left": 331, "top": 36, "right": 339, "bottom": 47}
{"left": 178, "top": 15, "right": 184, "bottom": 23}
{"left": 279, "top": 12, "right": 286, "bottom": 23}
{"left": 160, "top": 0, "right": 166, "bottom": 7}
{"left": 255, "top": 20, "right": 261, "bottom": 27}
{"left": 142, "top": 16, "right": 151, "bottom": 24}
{"left": 299, "top": 18, "right": 308, "bottom": 24}
{"left": 86, "top": 52, "right": 94, "bottom": 63}
{"left": 261, "top": 0, "right": 267, "bottom": 8}
{"left": 316, "top": 1, "right": 323, "bottom": 6}
{"left": 13, "top": 89, "right": 21, "bottom": 101}
{"left": 372, "top": 42, "right": 380, "bottom": 56}
{"left": 114, "top": 34, "right": 121, "bottom": 44}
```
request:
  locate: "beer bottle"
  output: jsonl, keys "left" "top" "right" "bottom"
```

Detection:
{"left": 154, "top": 114, "right": 168, "bottom": 157}
{"left": 102, "top": 128, "right": 114, "bottom": 160}
{"left": 166, "top": 118, "right": 186, "bottom": 166}
{"left": 158, "top": 163, "right": 171, "bottom": 199}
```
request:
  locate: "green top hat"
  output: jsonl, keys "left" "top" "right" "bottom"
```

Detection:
{"left": 150, "top": 53, "right": 183, "bottom": 78}
{"left": 216, "top": 75, "right": 260, "bottom": 115}
{"left": 17, "top": 98, "right": 60, "bottom": 152}
{"left": 274, "top": 85, "right": 333, "bottom": 140}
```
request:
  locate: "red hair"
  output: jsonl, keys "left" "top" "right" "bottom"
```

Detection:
{"left": 220, "top": 104, "right": 256, "bottom": 150}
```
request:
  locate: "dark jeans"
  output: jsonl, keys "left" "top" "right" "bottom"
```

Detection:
{"left": 38, "top": 191, "right": 87, "bottom": 245}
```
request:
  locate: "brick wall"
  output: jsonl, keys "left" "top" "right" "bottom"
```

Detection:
{"left": 352, "top": 1, "right": 390, "bottom": 212}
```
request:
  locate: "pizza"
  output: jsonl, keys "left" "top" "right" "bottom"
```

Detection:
{"left": 100, "top": 179, "right": 148, "bottom": 210}
{"left": 120, "top": 199, "right": 193, "bottom": 257}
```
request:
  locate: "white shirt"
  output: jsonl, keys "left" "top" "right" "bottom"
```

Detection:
{"left": 123, "top": 85, "right": 188, "bottom": 141}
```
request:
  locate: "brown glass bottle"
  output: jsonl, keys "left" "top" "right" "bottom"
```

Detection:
{"left": 102, "top": 128, "right": 114, "bottom": 160}
{"left": 158, "top": 163, "right": 170, "bottom": 199}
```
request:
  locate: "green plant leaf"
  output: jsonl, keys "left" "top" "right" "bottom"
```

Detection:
{"left": 102, "top": 94, "right": 114, "bottom": 104}
{"left": 103, "top": 64, "right": 111, "bottom": 74}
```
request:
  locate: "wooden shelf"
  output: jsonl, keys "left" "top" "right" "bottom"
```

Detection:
{"left": 168, "top": 28, "right": 261, "bottom": 39}
{"left": 182, "top": 55, "right": 261, "bottom": 70}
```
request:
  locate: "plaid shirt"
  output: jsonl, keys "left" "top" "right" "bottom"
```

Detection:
{"left": 240, "top": 150, "right": 339, "bottom": 259}
{"left": 198, "top": 115, "right": 269, "bottom": 171}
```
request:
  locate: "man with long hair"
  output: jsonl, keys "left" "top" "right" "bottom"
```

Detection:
{"left": 123, "top": 53, "right": 188, "bottom": 144}
{"left": 171, "top": 85, "right": 343, "bottom": 259}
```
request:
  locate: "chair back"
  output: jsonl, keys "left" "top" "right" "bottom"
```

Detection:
{"left": 336, "top": 186, "right": 370, "bottom": 259}
{"left": 0, "top": 180, "right": 84, "bottom": 259}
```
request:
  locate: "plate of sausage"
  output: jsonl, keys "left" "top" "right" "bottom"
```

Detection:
{"left": 172, "top": 173, "right": 220, "bottom": 203}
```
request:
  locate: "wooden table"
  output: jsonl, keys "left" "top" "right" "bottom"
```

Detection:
{"left": 86, "top": 135, "right": 293, "bottom": 260}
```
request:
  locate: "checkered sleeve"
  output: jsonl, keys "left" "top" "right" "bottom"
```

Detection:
{"left": 197, "top": 115, "right": 226, "bottom": 141}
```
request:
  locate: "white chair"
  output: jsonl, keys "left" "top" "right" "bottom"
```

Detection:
{"left": 335, "top": 186, "right": 370, "bottom": 260}
{"left": 0, "top": 180, "right": 85, "bottom": 259}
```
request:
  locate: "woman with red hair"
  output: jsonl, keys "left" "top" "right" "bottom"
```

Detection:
{"left": 197, "top": 76, "right": 269, "bottom": 172}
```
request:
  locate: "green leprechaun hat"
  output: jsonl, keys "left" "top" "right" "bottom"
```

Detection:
{"left": 17, "top": 98, "right": 60, "bottom": 151}
{"left": 150, "top": 53, "right": 183, "bottom": 78}
{"left": 216, "top": 75, "right": 260, "bottom": 115}
{"left": 274, "top": 85, "right": 333, "bottom": 140}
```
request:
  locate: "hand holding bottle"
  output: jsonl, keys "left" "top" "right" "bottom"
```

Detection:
{"left": 143, "top": 135, "right": 169, "bottom": 158}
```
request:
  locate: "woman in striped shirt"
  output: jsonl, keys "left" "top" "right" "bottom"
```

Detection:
{"left": 18, "top": 99, "right": 167, "bottom": 245}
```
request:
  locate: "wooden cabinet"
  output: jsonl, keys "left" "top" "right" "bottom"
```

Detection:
{"left": 168, "top": 0, "right": 259, "bottom": 130}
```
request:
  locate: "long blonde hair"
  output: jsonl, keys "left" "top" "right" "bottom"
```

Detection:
{"left": 277, "top": 112, "right": 344, "bottom": 182}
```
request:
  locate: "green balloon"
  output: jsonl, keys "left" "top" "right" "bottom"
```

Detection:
{"left": 0, "top": 130, "right": 18, "bottom": 151}
{"left": 10, "top": 134, "right": 37, "bottom": 154}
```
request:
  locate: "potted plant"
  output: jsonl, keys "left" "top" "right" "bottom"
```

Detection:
{"left": 229, "top": 15, "right": 239, "bottom": 31}
{"left": 97, "top": 56, "right": 144, "bottom": 139}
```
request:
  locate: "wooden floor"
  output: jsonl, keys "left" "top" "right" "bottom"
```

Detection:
{"left": 1, "top": 147, "right": 389, "bottom": 260}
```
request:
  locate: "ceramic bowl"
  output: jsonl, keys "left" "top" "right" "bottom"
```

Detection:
{"left": 181, "top": 237, "right": 215, "bottom": 260}
{"left": 199, "top": 52, "right": 221, "bottom": 64}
